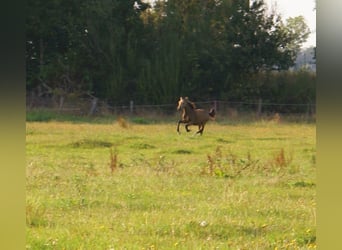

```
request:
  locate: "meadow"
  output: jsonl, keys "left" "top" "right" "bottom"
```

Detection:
{"left": 26, "top": 115, "right": 316, "bottom": 249}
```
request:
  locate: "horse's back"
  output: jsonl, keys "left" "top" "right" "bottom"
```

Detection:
{"left": 194, "top": 109, "right": 210, "bottom": 121}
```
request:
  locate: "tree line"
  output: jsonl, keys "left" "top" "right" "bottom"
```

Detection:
{"left": 26, "top": 0, "right": 315, "bottom": 109}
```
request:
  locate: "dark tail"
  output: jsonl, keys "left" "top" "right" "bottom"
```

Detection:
{"left": 209, "top": 108, "right": 216, "bottom": 118}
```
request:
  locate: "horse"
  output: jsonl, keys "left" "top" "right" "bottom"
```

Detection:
{"left": 176, "top": 97, "right": 216, "bottom": 135}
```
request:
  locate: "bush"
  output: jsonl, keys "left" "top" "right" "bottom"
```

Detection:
{"left": 26, "top": 109, "right": 56, "bottom": 122}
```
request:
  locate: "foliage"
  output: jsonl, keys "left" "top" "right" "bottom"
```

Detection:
{"left": 26, "top": 0, "right": 313, "bottom": 105}
{"left": 259, "top": 70, "right": 316, "bottom": 113}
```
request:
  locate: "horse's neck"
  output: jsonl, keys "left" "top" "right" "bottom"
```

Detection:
{"left": 184, "top": 105, "right": 196, "bottom": 119}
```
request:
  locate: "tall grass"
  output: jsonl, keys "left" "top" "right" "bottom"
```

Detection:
{"left": 26, "top": 120, "right": 316, "bottom": 249}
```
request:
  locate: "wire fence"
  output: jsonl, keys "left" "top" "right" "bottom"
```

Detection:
{"left": 26, "top": 94, "right": 316, "bottom": 119}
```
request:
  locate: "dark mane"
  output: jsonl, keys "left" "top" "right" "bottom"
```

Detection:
{"left": 184, "top": 97, "right": 196, "bottom": 109}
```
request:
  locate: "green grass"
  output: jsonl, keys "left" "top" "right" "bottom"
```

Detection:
{"left": 26, "top": 119, "right": 316, "bottom": 249}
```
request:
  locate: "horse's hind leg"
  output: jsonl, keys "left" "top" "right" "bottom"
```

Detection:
{"left": 196, "top": 125, "right": 201, "bottom": 134}
{"left": 196, "top": 124, "right": 204, "bottom": 135}
{"left": 185, "top": 124, "right": 191, "bottom": 132}
{"left": 200, "top": 125, "right": 205, "bottom": 135}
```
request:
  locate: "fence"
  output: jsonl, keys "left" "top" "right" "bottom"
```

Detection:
{"left": 26, "top": 94, "right": 316, "bottom": 119}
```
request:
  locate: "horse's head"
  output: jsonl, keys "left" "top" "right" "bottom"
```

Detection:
{"left": 177, "top": 97, "right": 195, "bottom": 111}
{"left": 177, "top": 97, "right": 186, "bottom": 111}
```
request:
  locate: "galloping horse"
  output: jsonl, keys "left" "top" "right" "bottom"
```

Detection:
{"left": 177, "top": 97, "right": 215, "bottom": 135}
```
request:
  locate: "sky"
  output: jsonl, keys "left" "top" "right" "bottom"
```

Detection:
{"left": 264, "top": 0, "right": 316, "bottom": 48}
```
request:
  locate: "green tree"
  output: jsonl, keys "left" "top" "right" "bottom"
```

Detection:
{"left": 26, "top": 0, "right": 151, "bottom": 104}
{"left": 280, "top": 16, "right": 310, "bottom": 61}
{"left": 223, "top": 0, "right": 310, "bottom": 101}
{"left": 26, "top": 0, "right": 312, "bottom": 107}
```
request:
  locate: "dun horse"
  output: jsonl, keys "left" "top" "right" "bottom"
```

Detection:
{"left": 177, "top": 97, "right": 215, "bottom": 135}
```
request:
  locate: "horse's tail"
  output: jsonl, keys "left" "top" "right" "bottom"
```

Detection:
{"left": 209, "top": 108, "right": 216, "bottom": 119}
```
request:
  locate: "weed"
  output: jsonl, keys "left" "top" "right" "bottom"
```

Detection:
{"left": 271, "top": 113, "right": 281, "bottom": 124}
{"left": 291, "top": 181, "right": 316, "bottom": 188}
{"left": 204, "top": 147, "right": 258, "bottom": 178}
{"left": 270, "top": 148, "right": 293, "bottom": 173}
{"left": 71, "top": 139, "right": 113, "bottom": 148}
{"left": 275, "top": 148, "right": 286, "bottom": 167}
{"left": 131, "top": 143, "right": 155, "bottom": 149}
{"left": 204, "top": 146, "right": 224, "bottom": 177}
{"left": 117, "top": 116, "right": 129, "bottom": 128}
{"left": 109, "top": 147, "right": 118, "bottom": 174}
{"left": 172, "top": 149, "right": 192, "bottom": 154}
{"left": 26, "top": 198, "right": 47, "bottom": 228}
{"left": 152, "top": 155, "right": 177, "bottom": 175}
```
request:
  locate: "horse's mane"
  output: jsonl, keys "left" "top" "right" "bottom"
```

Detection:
{"left": 184, "top": 97, "right": 196, "bottom": 109}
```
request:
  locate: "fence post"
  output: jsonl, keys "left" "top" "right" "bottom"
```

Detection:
{"left": 89, "top": 97, "right": 98, "bottom": 116}
{"left": 306, "top": 103, "right": 312, "bottom": 119}
{"left": 256, "top": 98, "right": 262, "bottom": 117}
{"left": 59, "top": 95, "right": 64, "bottom": 111}
{"left": 214, "top": 100, "right": 217, "bottom": 112}
{"left": 130, "top": 100, "right": 134, "bottom": 114}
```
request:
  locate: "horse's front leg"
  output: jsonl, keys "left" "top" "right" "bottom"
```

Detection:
{"left": 185, "top": 124, "right": 191, "bottom": 132}
{"left": 177, "top": 120, "right": 188, "bottom": 134}
{"left": 177, "top": 120, "right": 182, "bottom": 134}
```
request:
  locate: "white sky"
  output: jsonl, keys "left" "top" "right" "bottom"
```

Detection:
{"left": 264, "top": 0, "right": 316, "bottom": 48}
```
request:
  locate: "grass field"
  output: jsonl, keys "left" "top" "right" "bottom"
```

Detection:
{"left": 26, "top": 116, "right": 316, "bottom": 249}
